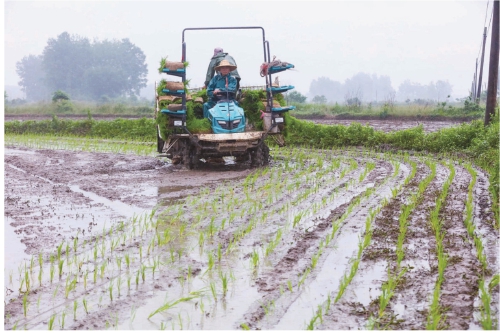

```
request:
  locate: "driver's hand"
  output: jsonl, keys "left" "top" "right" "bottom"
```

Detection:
{"left": 214, "top": 89, "right": 220, "bottom": 94}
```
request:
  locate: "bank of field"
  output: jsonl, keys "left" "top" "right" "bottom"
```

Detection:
{"left": 4, "top": 115, "right": 499, "bottom": 330}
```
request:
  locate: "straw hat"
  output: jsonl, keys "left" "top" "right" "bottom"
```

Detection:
{"left": 215, "top": 59, "right": 237, "bottom": 71}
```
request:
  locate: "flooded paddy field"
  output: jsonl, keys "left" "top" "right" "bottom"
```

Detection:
{"left": 4, "top": 141, "right": 499, "bottom": 330}
{"left": 299, "top": 117, "right": 470, "bottom": 133}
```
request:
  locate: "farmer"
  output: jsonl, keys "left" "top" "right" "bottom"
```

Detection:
{"left": 203, "top": 60, "right": 238, "bottom": 118}
{"left": 204, "top": 47, "right": 241, "bottom": 90}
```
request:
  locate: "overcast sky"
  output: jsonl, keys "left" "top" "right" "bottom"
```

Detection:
{"left": 3, "top": 0, "right": 495, "bottom": 99}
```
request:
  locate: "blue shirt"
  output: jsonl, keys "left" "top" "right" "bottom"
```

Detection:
{"left": 207, "top": 74, "right": 237, "bottom": 99}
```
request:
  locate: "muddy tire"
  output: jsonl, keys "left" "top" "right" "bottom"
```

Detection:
{"left": 182, "top": 145, "right": 200, "bottom": 170}
{"left": 157, "top": 126, "right": 165, "bottom": 153}
{"left": 251, "top": 144, "right": 270, "bottom": 167}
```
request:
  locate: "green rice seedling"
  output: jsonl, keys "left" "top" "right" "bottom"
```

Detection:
{"left": 38, "top": 267, "right": 43, "bottom": 287}
{"left": 38, "top": 253, "right": 43, "bottom": 271}
{"left": 135, "top": 270, "right": 140, "bottom": 286}
{"left": 478, "top": 278, "right": 494, "bottom": 329}
{"left": 83, "top": 270, "right": 88, "bottom": 290}
{"left": 207, "top": 251, "right": 215, "bottom": 273}
{"left": 83, "top": 298, "right": 89, "bottom": 314}
{"left": 117, "top": 276, "right": 122, "bottom": 297}
{"left": 210, "top": 281, "right": 217, "bottom": 301}
{"left": 100, "top": 261, "right": 107, "bottom": 279}
{"left": 489, "top": 274, "right": 499, "bottom": 291}
{"left": 220, "top": 272, "right": 228, "bottom": 296}
{"left": 36, "top": 294, "right": 41, "bottom": 312}
{"left": 73, "top": 300, "right": 78, "bottom": 320}
{"left": 125, "top": 253, "right": 130, "bottom": 270}
{"left": 65, "top": 275, "right": 77, "bottom": 298}
{"left": 58, "top": 259, "right": 64, "bottom": 278}
{"left": 311, "top": 253, "right": 320, "bottom": 270}
{"left": 241, "top": 323, "right": 250, "bottom": 330}
{"left": 217, "top": 243, "right": 222, "bottom": 263}
{"left": 22, "top": 293, "right": 28, "bottom": 317}
{"left": 251, "top": 250, "right": 260, "bottom": 270}
{"left": 116, "top": 257, "right": 122, "bottom": 271}
{"left": 109, "top": 280, "right": 114, "bottom": 301}
{"left": 57, "top": 242, "right": 64, "bottom": 261}
{"left": 127, "top": 275, "right": 131, "bottom": 291}
{"left": 287, "top": 280, "right": 293, "bottom": 292}
{"left": 141, "top": 264, "right": 147, "bottom": 283}
{"left": 23, "top": 264, "right": 31, "bottom": 293}
{"left": 177, "top": 313, "right": 184, "bottom": 330}
{"left": 152, "top": 257, "right": 158, "bottom": 277}
{"left": 48, "top": 313, "right": 56, "bottom": 330}
{"left": 73, "top": 234, "right": 78, "bottom": 253}
{"left": 148, "top": 292, "right": 200, "bottom": 319}
{"left": 208, "top": 217, "right": 216, "bottom": 238}
{"left": 299, "top": 268, "right": 310, "bottom": 287}
{"left": 52, "top": 284, "right": 59, "bottom": 299}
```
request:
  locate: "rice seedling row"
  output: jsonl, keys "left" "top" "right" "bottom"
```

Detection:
{"left": 4, "top": 138, "right": 498, "bottom": 330}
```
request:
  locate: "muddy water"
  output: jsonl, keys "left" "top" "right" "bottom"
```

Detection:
{"left": 4, "top": 145, "right": 499, "bottom": 330}
{"left": 302, "top": 118, "right": 470, "bottom": 133}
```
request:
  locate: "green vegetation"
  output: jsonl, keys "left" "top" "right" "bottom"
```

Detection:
{"left": 289, "top": 100, "right": 484, "bottom": 119}
{"left": 5, "top": 100, "right": 153, "bottom": 116}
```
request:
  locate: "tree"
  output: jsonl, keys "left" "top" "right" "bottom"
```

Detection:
{"left": 312, "top": 95, "right": 327, "bottom": 104}
{"left": 286, "top": 91, "right": 307, "bottom": 103}
{"left": 52, "top": 90, "right": 70, "bottom": 102}
{"left": 84, "top": 38, "right": 148, "bottom": 99}
{"left": 397, "top": 80, "right": 452, "bottom": 102}
{"left": 309, "top": 77, "right": 343, "bottom": 103}
{"left": 42, "top": 32, "right": 92, "bottom": 100}
{"left": 16, "top": 31, "right": 149, "bottom": 101}
{"left": 309, "top": 73, "right": 395, "bottom": 104}
{"left": 16, "top": 54, "right": 50, "bottom": 101}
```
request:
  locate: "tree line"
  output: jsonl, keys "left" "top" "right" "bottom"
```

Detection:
{"left": 304, "top": 73, "right": 453, "bottom": 104}
{"left": 16, "top": 32, "right": 148, "bottom": 102}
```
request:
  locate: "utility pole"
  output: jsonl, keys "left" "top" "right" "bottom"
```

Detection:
{"left": 474, "top": 58, "right": 478, "bottom": 100}
{"left": 477, "top": 27, "right": 488, "bottom": 104}
{"left": 485, "top": 0, "right": 499, "bottom": 126}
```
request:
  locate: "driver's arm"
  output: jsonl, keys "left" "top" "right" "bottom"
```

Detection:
{"left": 206, "top": 76, "right": 215, "bottom": 98}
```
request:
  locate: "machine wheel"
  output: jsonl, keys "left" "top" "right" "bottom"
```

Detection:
{"left": 251, "top": 143, "right": 270, "bottom": 167}
{"left": 157, "top": 126, "right": 165, "bottom": 153}
{"left": 183, "top": 145, "right": 200, "bottom": 170}
{"left": 188, "top": 148, "right": 200, "bottom": 170}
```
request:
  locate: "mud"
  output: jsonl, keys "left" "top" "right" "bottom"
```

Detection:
{"left": 299, "top": 117, "right": 469, "bottom": 133}
{"left": 4, "top": 144, "right": 499, "bottom": 330}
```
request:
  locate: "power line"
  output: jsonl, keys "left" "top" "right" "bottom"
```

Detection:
{"left": 487, "top": 2, "right": 494, "bottom": 32}
{"left": 476, "top": 0, "right": 493, "bottom": 58}
{"left": 483, "top": 0, "right": 490, "bottom": 27}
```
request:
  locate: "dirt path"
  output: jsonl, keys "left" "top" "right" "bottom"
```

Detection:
{"left": 4, "top": 145, "right": 498, "bottom": 330}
